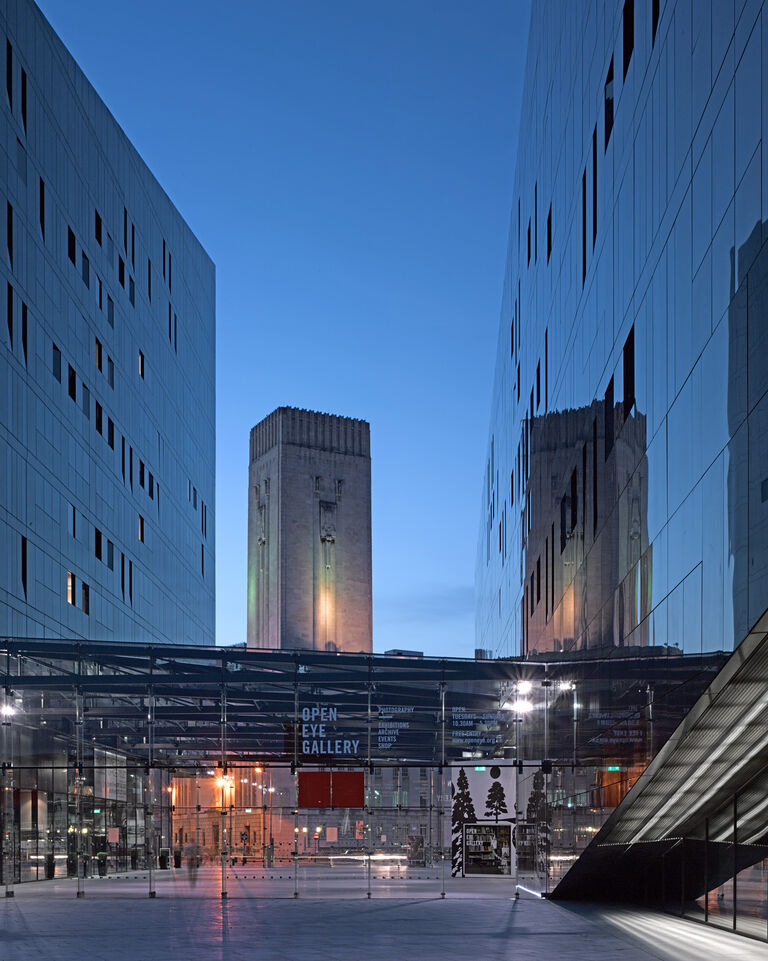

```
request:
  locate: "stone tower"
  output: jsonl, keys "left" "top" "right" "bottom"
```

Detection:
{"left": 247, "top": 408, "right": 372, "bottom": 652}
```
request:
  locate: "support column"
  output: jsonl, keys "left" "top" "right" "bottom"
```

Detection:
{"left": 220, "top": 683, "right": 228, "bottom": 899}
{"left": 75, "top": 689, "right": 84, "bottom": 898}
{"left": 366, "top": 677, "right": 372, "bottom": 899}
{"left": 293, "top": 671, "right": 299, "bottom": 899}
{"left": 147, "top": 690, "right": 156, "bottom": 898}
{"left": 2, "top": 687, "right": 15, "bottom": 898}
{"left": 439, "top": 679, "right": 446, "bottom": 899}
{"left": 195, "top": 769, "right": 200, "bottom": 858}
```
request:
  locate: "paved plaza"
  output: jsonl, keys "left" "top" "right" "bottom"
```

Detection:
{"left": 0, "top": 867, "right": 764, "bottom": 960}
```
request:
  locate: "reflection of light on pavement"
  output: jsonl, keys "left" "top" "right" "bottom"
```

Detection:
{"left": 515, "top": 884, "right": 543, "bottom": 898}
{"left": 328, "top": 854, "right": 408, "bottom": 865}
{"left": 600, "top": 908, "right": 767, "bottom": 960}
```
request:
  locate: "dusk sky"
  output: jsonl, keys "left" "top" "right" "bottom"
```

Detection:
{"left": 38, "top": 0, "right": 531, "bottom": 658}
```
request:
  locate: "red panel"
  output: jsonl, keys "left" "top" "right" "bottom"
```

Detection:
{"left": 298, "top": 771, "right": 330, "bottom": 808}
{"left": 331, "top": 771, "right": 364, "bottom": 808}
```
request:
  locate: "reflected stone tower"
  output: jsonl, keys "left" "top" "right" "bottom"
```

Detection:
{"left": 247, "top": 408, "right": 372, "bottom": 652}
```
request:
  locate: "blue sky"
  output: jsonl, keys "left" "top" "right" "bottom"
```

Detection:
{"left": 38, "top": 0, "right": 531, "bottom": 657}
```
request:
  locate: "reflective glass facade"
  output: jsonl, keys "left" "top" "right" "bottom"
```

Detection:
{"left": 0, "top": 0, "right": 215, "bottom": 643}
{"left": 477, "top": 0, "right": 768, "bottom": 664}
{"left": 474, "top": 0, "right": 768, "bottom": 914}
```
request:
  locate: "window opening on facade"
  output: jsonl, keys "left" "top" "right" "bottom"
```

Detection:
{"left": 547, "top": 204, "right": 552, "bottom": 262}
{"left": 623, "top": 0, "right": 634, "bottom": 78}
{"left": 605, "top": 58, "right": 614, "bottom": 150}
{"left": 623, "top": 325, "right": 635, "bottom": 420}
{"left": 605, "top": 377, "right": 614, "bottom": 459}
{"left": 7, "top": 201, "right": 12, "bottom": 267}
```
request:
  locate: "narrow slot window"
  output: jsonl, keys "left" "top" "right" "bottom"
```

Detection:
{"left": 107, "top": 356, "right": 114, "bottom": 389}
{"left": 623, "top": 0, "right": 634, "bottom": 79}
{"left": 536, "top": 556, "right": 541, "bottom": 603}
{"left": 81, "top": 383, "right": 90, "bottom": 419}
{"left": 95, "top": 338, "right": 102, "bottom": 371}
{"left": 129, "top": 275, "right": 134, "bottom": 306}
{"left": 592, "top": 126, "right": 597, "bottom": 248}
{"left": 527, "top": 221, "right": 531, "bottom": 264}
{"left": 604, "top": 58, "right": 614, "bottom": 150}
{"left": 107, "top": 417, "right": 114, "bottom": 449}
{"left": 95, "top": 528, "right": 102, "bottom": 561}
{"left": 67, "top": 571, "right": 76, "bottom": 606}
{"left": 6, "top": 201, "right": 12, "bottom": 268}
{"left": 39, "top": 178, "right": 45, "bottom": 239}
{"left": 652, "top": 0, "right": 659, "bottom": 45}
{"left": 107, "top": 540, "right": 114, "bottom": 571}
{"left": 81, "top": 251, "right": 89, "bottom": 288}
{"left": 6, "top": 281, "right": 12, "bottom": 347}
{"left": 107, "top": 295, "right": 114, "bottom": 328}
{"left": 95, "top": 210, "right": 102, "bottom": 246}
{"left": 570, "top": 468, "right": 578, "bottom": 532}
{"left": 547, "top": 205, "right": 552, "bottom": 262}
{"left": 68, "top": 364, "right": 76, "bottom": 401}
{"left": 138, "top": 514, "right": 144, "bottom": 542}
{"left": 592, "top": 418, "right": 598, "bottom": 533}
{"left": 81, "top": 582, "right": 89, "bottom": 615}
{"left": 604, "top": 377, "right": 614, "bottom": 459}
{"left": 21, "top": 301, "right": 26, "bottom": 365}
{"left": 5, "top": 40, "right": 11, "bottom": 108}
{"left": 68, "top": 227, "right": 76, "bottom": 265}
{"left": 560, "top": 495, "right": 567, "bottom": 553}
{"left": 21, "top": 535, "right": 27, "bottom": 596}
{"left": 139, "top": 350, "right": 144, "bottom": 378}
{"left": 551, "top": 522, "right": 555, "bottom": 609}
{"left": 118, "top": 256, "right": 125, "bottom": 288}
{"left": 95, "top": 401, "right": 103, "bottom": 435}
{"left": 623, "top": 325, "right": 635, "bottom": 420}
{"left": 536, "top": 362, "right": 541, "bottom": 409}
{"left": 52, "top": 343, "right": 61, "bottom": 381}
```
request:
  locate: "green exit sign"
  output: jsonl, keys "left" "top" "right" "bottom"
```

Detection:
{"left": 474, "top": 766, "right": 487, "bottom": 772}
{"left": 605, "top": 766, "right": 621, "bottom": 771}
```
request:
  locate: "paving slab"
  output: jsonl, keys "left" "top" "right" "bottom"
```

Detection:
{"left": 0, "top": 868, "right": 765, "bottom": 960}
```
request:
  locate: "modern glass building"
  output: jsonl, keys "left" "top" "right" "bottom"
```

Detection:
{"left": 475, "top": 0, "right": 768, "bottom": 933}
{"left": 0, "top": 0, "right": 215, "bottom": 644}
{"left": 477, "top": 0, "right": 767, "bottom": 664}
